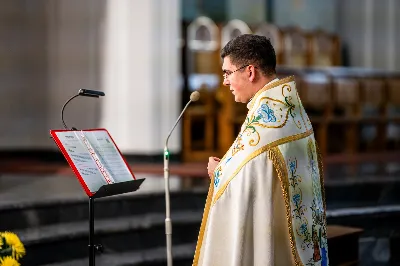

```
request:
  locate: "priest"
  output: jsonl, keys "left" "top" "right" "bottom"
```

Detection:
{"left": 193, "top": 34, "right": 329, "bottom": 266}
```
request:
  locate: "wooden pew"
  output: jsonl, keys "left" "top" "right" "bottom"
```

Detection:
{"left": 182, "top": 16, "right": 222, "bottom": 162}
{"left": 180, "top": 20, "right": 400, "bottom": 163}
{"left": 296, "top": 71, "right": 333, "bottom": 157}
{"left": 386, "top": 78, "right": 400, "bottom": 150}
{"left": 309, "top": 30, "right": 341, "bottom": 67}
{"left": 328, "top": 225, "right": 363, "bottom": 266}
{"left": 206, "top": 67, "right": 400, "bottom": 163}
{"left": 281, "top": 26, "right": 309, "bottom": 67}
{"left": 182, "top": 87, "right": 218, "bottom": 162}
{"left": 255, "top": 23, "right": 284, "bottom": 65}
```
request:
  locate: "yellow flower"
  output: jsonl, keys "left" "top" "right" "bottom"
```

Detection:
{"left": 1, "top": 232, "right": 25, "bottom": 260}
{"left": 0, "top": 257, "right": 20, "bottom": 266}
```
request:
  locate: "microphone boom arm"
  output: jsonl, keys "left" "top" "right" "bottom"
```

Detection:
{"left": 61, "top": 94, "right": 80, "bottom": 130}
{"left": 165, "top": 100, "right": 192, "bottom": 149}
{"left": 164, "top": 96, "right": 196, "bottom": 266}
{"left": 61, "top": 89, "right": 105, "bottom": 130}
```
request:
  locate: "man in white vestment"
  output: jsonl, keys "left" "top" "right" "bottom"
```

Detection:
{"left": 193, "top": 34, "right": 329, "bottom": 266}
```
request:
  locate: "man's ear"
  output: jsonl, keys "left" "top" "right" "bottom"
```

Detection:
{"left": 249, "top": 65, "right": 256, "bottom": 82}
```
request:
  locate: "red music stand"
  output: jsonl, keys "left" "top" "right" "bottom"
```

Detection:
{"left": 50, "top": 128, "right": 145, "bottom": 266}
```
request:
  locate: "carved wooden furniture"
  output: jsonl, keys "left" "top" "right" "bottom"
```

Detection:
{"left": 282, "top": 27, "right": 309, "bottom": 67}
{"left": 180, "top": 20, "right": 400, "bottom": 163}
{"left": 309, "top": 30, "right": 341, "bottom": 66}
{"left": 255, "top": 23, "right": 284, "bottom": 64}
{"left": 183, "top": 16, "right": 221, "bottom": 162}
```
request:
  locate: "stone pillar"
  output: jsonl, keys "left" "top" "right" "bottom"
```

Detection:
{"left": 100, "top": 0, "right": 181, "bottom": 154}
{"left": 46, "top": 0, "right": 105, "bottom": 140}
{"left": 0, "top": 0, "right": 48, "bottom": 148}
{"left": 387, "top": 0, "right": 396, "bottom": 71}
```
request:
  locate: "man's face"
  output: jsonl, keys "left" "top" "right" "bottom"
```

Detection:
{"left": 222, "top": 56, "right": 251, "bottom": 103}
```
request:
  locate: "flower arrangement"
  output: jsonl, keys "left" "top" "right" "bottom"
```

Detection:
{"left": 0, "top": 232, "right": 25, "bottom": 266}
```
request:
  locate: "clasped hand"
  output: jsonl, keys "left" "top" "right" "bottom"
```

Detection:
{"left": 207, "top": 157, "right": 221, "bottom": 178}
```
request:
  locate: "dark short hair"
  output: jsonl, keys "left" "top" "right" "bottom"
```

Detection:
{"left": 221, "top": 34, "right": 276, "bottom": 76}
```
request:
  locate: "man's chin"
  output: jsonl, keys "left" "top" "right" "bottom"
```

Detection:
{"left": 234, "top": 97, "right": 247, "bottom": 103}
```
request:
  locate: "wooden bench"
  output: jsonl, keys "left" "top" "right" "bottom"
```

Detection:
{"left": 180, "top": 23, "right": 343, "bottom": 163}
{"left": 277, "top": 67, "right": 400, "bottom": 159}
{"left": 327, "top": 225, "right": 363, "bottom": 266}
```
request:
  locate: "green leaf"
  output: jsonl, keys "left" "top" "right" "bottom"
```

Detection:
{"left": 247, "top": 126, "right": 256, "bottom": 133}
{"left": 0, "top": 247, "right": 12, "bottom": 257}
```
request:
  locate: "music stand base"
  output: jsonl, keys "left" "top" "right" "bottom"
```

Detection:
{"left": 88, "top": 178, "right": 145, "bottom": 266}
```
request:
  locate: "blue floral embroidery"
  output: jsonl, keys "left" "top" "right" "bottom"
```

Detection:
{"left": 288, "top": 158, "right": 302, "bottom": 188}
{"left": 293, "top": 194, "right": 301, "bottom": 205}
{"left": 214, "top": 167, "right": 222, "bottom": 188}
{"left": 292, "top": 192, "right": 306, "bottom": 219}
{"left": 288, "top": 157, "right": 311, "bottom": 250}
{"left": 289, "top": 160, "right": 297, "bottom": 173}
{"left": 228, "top": 89, "right": 300, "bottom": 161}
{"left": 299, "top": 223, "right": 308, "bottom": 236}
{"left": 214, "top": 178, "right": 220, "bottom": 187}
{"left": 288, "top": 159, "right": 303, "bottom": 197}
{"left": 257, "top": 103, "right": 277, "bottom": 123}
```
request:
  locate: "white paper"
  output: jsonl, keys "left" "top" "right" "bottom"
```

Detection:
{"left": 83, "top": 131, "right": 134, "bottom": 183}
{"left": 55, "top": 130, "right": 134, "bottom": 193}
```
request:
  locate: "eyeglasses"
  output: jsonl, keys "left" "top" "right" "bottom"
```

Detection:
{"left": 222, "top": 65, "right": 249, "bottom": 79}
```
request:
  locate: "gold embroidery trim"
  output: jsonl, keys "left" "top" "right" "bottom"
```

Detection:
{"left": 316, "top": 142, "right": 328, "bottom": 229}
{"left": 248, "top": 76, "right": 296, "bottom": 110}
{"left": 296, "top": 90, "right": 309, "bottom": 130}
{"left": 192, "top": 178, "right": 215, "bottom": 266}
{"left": 268, "top": 147, "right": 304, "bottom": 266}
{"left": 212, "top": 128, "right": 314, "bottom": 206}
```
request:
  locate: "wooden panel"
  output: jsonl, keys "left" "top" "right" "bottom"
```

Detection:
{"left": 327, "top": 225, "right": 363, "bottom": 266}
{"left": 182, "top": 88, "right": 217, "bottom": 162}
{"left": 255, "top": 23, "right": 284, "bottom": 64}
{"left": 387, "top": 79, "right": 400, "bottom": 105}
{"left": 361, "top": 79, "right": 385, "bottom": 105}
{"left": 334, "top": 79, "right": 360, "bottom": 106}
{"left": 282, "top": 27, "right": 308, "bottom": 67}
{"left": 309, "top": 30, "right": 341, "bottom": 67}
{"left": 300, "top": 78, "right": 331, "bottom": 107}
{"left": 193, "top": 51, "right": 220, "bottom": 74}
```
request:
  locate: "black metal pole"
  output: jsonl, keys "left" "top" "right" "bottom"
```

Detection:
{"left": 89, "top": 197, "right": 95, "bottom": 266}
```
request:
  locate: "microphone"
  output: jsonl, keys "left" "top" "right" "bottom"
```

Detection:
{"left": 189, "top": 90, "right": 200, "bottom": 102}
{"left": 163, "top": 91, "right": 200, "bottom": 266}
{"left": 78, "top": 89, "right": 105, "bottom": 98}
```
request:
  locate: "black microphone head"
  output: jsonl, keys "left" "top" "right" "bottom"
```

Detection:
{"left": 78, "top": 89, "right": 105, "bottom": 97}
{"left": 190, "top": 91, "right": 200, "bottom": 102}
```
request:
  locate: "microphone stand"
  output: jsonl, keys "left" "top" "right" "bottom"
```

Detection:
{"left": 164, "top": 100, "right": 194, "bottom": 266}
{"left": 59, "top": 89, "right": 105, "bottom": 266}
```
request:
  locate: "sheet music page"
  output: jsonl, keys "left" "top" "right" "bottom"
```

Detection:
{"left": 83, "top": 131, "right": 134, "bottom": 183}
{"left": 55, "top": 131, "right": 108, "bottom": 192}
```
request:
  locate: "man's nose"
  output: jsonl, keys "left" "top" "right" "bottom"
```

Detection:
{"left": 223, "top": 78, "right": 229, "bottom": 86}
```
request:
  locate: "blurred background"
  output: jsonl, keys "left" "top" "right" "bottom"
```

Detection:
{"left": 0, "top": 0, "right": 399, "bottom": 265}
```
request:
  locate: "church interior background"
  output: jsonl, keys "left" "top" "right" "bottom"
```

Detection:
{"left": 0, "top": 0, "right": 399, "bottom": 265}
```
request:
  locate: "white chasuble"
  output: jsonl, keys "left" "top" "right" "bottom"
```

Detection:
{"left": 193, "top": 76, "right": 329, "bottom": 266}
